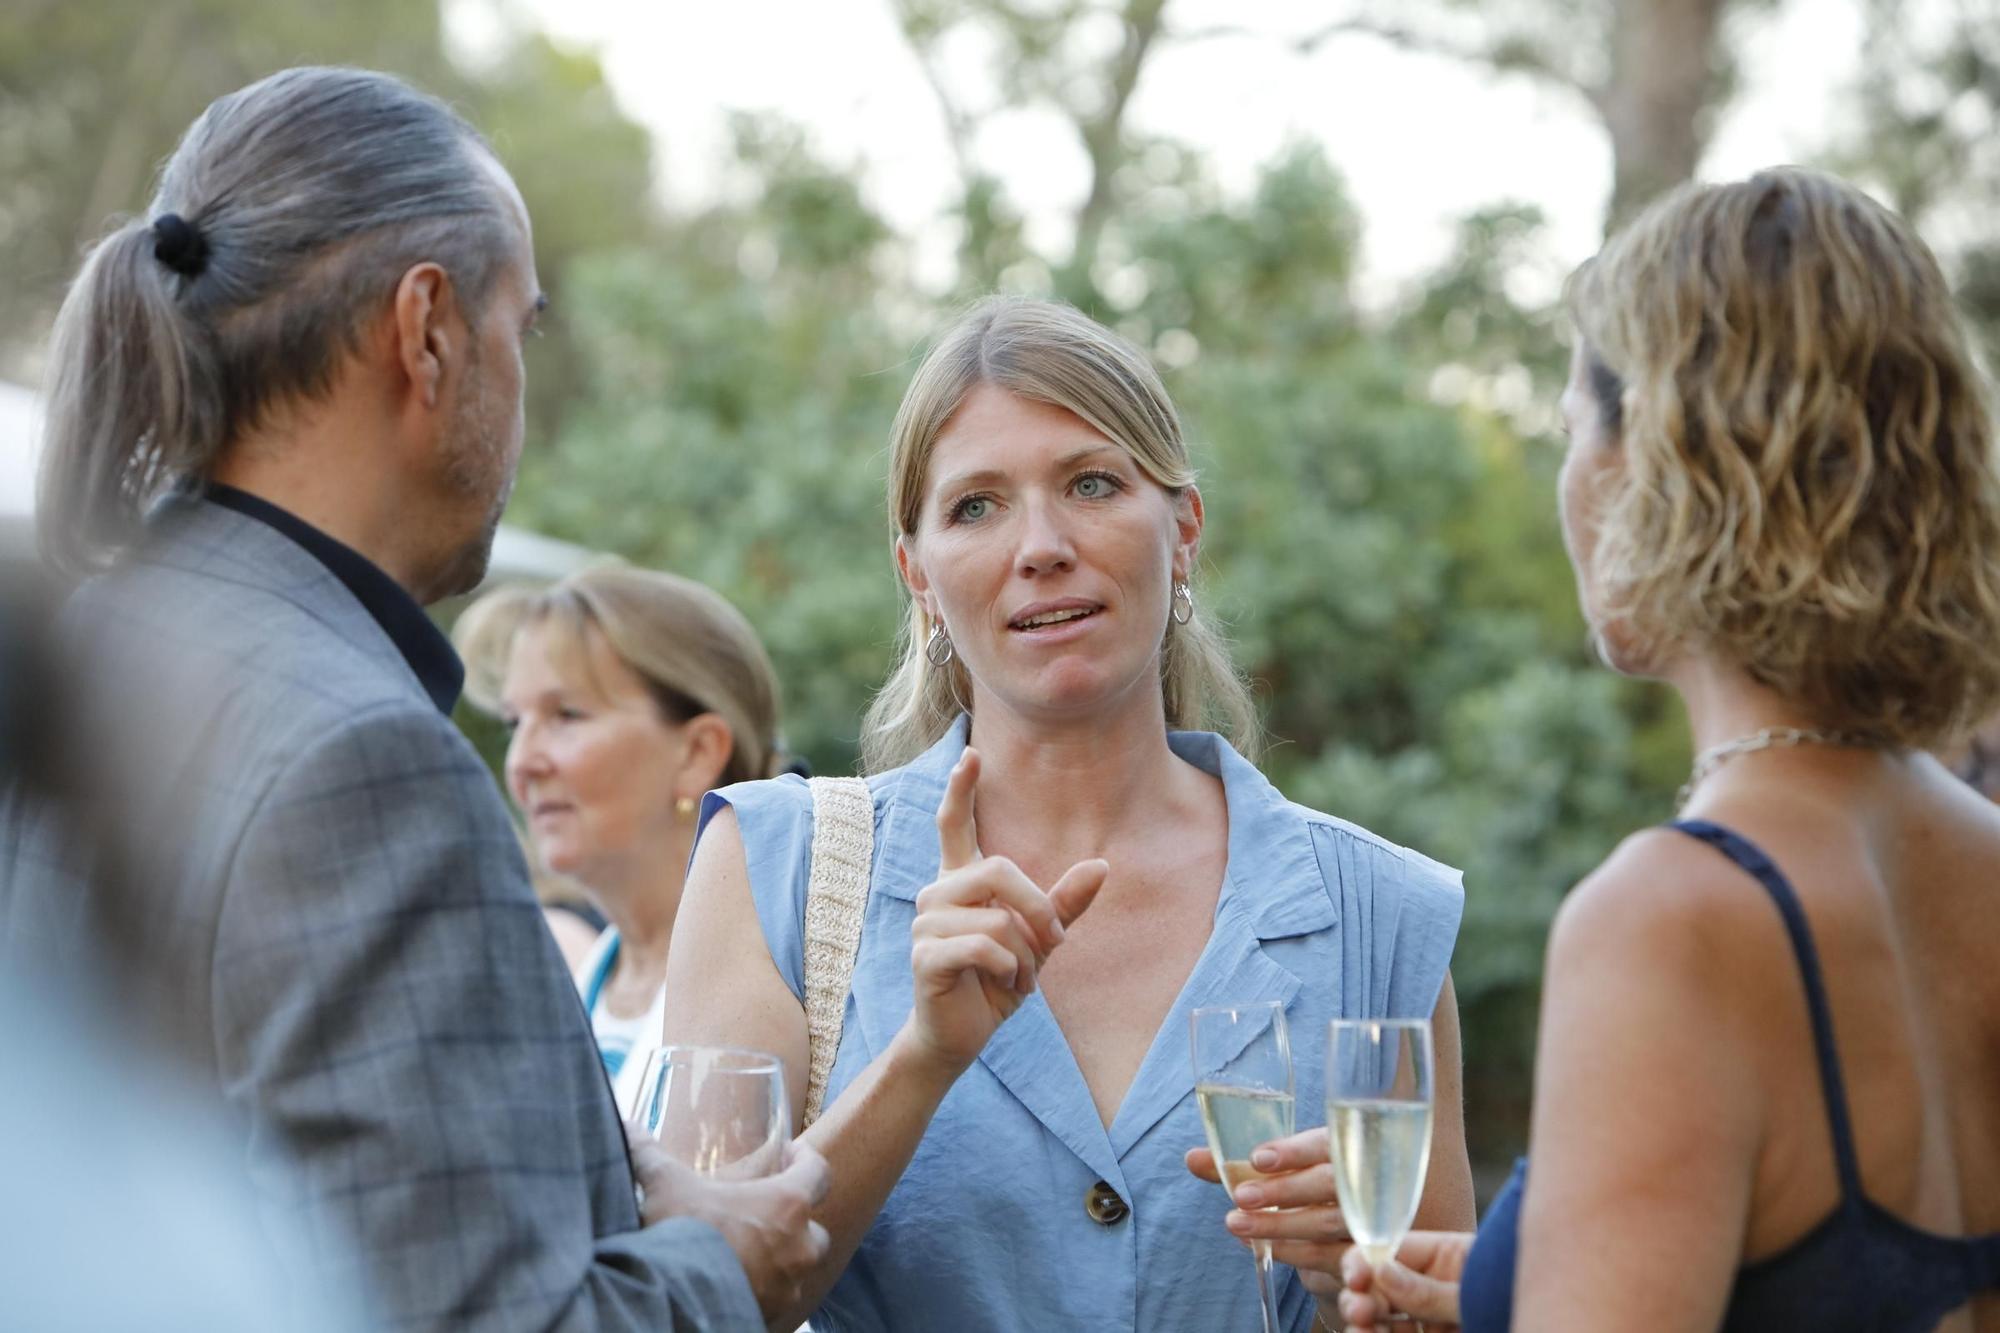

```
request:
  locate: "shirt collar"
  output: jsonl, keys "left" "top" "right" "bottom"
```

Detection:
{"left": 202, "top": 483, "right": 465, "bottom": 715}
{"left": 874, "top": 714, "right": 1335, "bottom": 939}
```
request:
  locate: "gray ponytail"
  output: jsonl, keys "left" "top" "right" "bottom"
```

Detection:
{"left": 39, "top": 66, "right": 514, "bottom": 575}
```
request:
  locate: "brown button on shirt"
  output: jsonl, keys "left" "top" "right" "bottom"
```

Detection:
{"left": 1085, "top": 1180, "right": 1129, "bottom": 1225}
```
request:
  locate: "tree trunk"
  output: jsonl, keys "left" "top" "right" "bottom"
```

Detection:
{"left": 1064, "top": 0, "right": 1170, "bottom": 300}
{"left": 1600, "top": 0, "right": 1727, "bottom": 230}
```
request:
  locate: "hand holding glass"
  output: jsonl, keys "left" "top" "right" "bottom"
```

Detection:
{"left": 1325, "top": 1019, "right": 1434, "bottom": 1271}
{"left": 632, "top": 1045, "right": 790, "bottom": 1180}
{"left": 1190, "top": 1001, "right": 1295, "bottom": 1333}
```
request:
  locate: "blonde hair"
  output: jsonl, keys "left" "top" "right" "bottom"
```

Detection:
{"left": 861, "top": 296, "right": 1260, "bottom": 773}
{"left": 455, "top": 565, "right": 785, "bottom": 786}
{"left": 1568, "top": 167, "right": 2000, "bottom": 749}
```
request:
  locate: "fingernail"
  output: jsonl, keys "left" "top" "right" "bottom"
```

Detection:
{"left": 1251, "top": 1148, "right": 1277, "bottom": 1169}
{"left": 1224, "top": 1210, "right": 1251, "bottom": 1233}
{"left": 1235, "top": 1184, "right": 1264, "bottom": 1207}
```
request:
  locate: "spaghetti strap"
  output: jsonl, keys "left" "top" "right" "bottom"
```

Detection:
{"left": 1666, "top": 819, "right": 1866, "bottom": 1203}
{"left": 1459, "top": 819, "right": 2000, "bottom": 1332}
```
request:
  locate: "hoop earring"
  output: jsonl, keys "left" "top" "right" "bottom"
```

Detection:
{"left": 925, "top": 621, "right": 955, "bottom": 667}
{"left": 1171, "top": 580, "right": 1194, "bottom": 626}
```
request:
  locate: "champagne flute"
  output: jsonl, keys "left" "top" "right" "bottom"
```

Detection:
{"left": 632, "top": 1045, "right": 790, "bottom": 1180}
{"left": 1190, "top": 1001, "right": 1294, "bottom": 1333}
{"left": 1325, "top": 1019, "right": 1434, "bottom": 1274}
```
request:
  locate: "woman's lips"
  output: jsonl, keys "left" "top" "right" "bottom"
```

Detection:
{"left": 1008, "top": 606, "right": 1103, "bottom": 642}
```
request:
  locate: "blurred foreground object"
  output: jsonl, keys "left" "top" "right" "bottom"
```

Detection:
{"left": 0, "top": 569, "right": 372, "bottom": 1331}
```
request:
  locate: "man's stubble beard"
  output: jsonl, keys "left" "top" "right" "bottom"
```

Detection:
{"left": 426, "top": 353, "right": 520, "bottom": 602}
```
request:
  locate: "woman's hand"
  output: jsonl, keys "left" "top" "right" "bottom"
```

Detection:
{"left": 1339, "top": 1233, "right": 1472, "bottom": 1330}
{"left": 904, "top": 748, "right": 1107, "bottom": 1075}
{"left": 1185, "top": 1128, "right": 1354, "bottom": 1302}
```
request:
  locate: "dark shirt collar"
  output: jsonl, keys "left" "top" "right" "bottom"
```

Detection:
{"left": 202, "top": 482, "right": 464, "bottom": 715}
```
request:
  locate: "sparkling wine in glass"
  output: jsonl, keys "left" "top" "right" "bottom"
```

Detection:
{"left": 1190, "top": 1001, "right": 1295, "bottom": 1333}
{"left": 1325, "top": 1018, "right": 1434, "bottom": 1270}
{"left": 633, "top": 1045, "right": 790, "bottom": 1180}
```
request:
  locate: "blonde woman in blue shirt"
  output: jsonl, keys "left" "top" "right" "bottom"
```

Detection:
{"left": 662, "top": 296, "right": 1475, "bottom": 1331}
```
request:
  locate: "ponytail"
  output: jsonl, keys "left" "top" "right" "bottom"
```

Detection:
{"left": 39, "top": 220, "right": 223, "bottom": 575}
{"left": 36, "top": 66, "right": 512, "bottom": 577}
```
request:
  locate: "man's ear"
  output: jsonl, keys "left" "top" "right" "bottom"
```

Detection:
{"left": 1171, "top": 484, "right": 1205, "bottom": 583}
{"left": 894, "top": 534, "right": 936, "bottom": 620}
{"left": 390, "top": 261, "right": 458, "bottom": 410}
{"left": 674, "top": 714, "right": 737, "bottom": 797}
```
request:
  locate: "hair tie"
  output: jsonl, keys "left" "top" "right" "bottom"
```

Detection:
{"left": 781, "top": 755, "right": 813, "bottom": 779}
{"left": 151, "top": 213, "right": 209, "bottom": 278}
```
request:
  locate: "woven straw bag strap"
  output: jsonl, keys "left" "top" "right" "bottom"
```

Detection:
{"left": 801, "top": 775, "right": 874, "bottom": 1128}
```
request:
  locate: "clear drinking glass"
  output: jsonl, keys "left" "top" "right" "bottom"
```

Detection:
{"left": 632, "top": 1045, "right": 790, "bottom": 1180}
{"left": 1324, "top": 1019, "right": 1435, "bottom": 1272}
{"left": 1190, "top": 1001, "right": 1295, "bottom": 1333}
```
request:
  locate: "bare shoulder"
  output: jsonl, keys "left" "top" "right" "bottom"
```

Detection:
{"left": 1547, "top": 827, "right": 1786, "bottom": 999}
{"left": 687, "top": 800, "right": 747, "bottom": 881}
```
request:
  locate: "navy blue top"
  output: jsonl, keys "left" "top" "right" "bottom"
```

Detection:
{"left": 1461, "top": 819, "right": 2000, "bottom": 1333}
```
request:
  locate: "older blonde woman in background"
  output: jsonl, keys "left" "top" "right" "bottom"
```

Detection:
{"left": 457, "top": 566, "right": 789, "bottom": 1111}
{"left": 661, "top": 296, "right": 1475, "bottom": 1331}
{"left": 1254, "top": 169, "right": 2000, "bottom": 1331}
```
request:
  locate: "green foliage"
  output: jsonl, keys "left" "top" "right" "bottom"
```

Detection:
{"left": 1118, "top": 141, "right": 1361, "bottom": 354}
{"left": 0, "top": 0, "right": 658, "bottom": 412}
{"left": 504, "top": 130, "right": 910, "bottom": 768}
{"left": 0, "top": 0, "right": 434, "bottom": 361}
{"left": 1831, "top": 0, "right": 2000, "bottom": 360}
{"left": 1395, "top": 204, "right": 1570, "bottom": 399}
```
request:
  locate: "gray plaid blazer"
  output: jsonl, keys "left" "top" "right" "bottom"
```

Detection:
{"left": 1, "top": 495, "right": 760, "bottom": 1331}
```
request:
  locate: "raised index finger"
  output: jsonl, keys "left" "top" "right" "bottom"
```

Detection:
{"left": 935, "top": 747, "right": 981, "bottom": 872}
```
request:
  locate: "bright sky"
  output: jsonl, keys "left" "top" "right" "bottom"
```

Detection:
{"left": 461, "top": 0, "right": 1860, "bottom": 303}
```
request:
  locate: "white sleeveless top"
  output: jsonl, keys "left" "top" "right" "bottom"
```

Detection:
{"left": 574, "top": 928, "right": 667, "bottom": 1118}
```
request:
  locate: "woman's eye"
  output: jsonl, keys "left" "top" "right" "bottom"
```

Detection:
{"left": 557, "top": 706, "right": 588, "bottom": 722}
{"left": 1075, "top": 472, "right": 1119, "bottom": 498}
{"left": 951, "top": 495, "right": 992, "bottom": 523}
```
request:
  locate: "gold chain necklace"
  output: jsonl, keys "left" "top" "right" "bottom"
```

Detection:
{"left": 1677, "top": 726, "right": 1878, "bottom": 807}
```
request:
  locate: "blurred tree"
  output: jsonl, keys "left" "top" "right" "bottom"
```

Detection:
{"left": 1829, "top": 0, "right": 2000, "bottom": 358}
{"left": 464, "top": 31, "right": 662, "bottom": 438}
{"left": 1193, "top": 0, "right": 1780, "bottom": 229}
{"left": 1393, "top": 205, "right": 1571, "bottom": 415}
{"left": 0, "top": 0, "right": 657, "bottom": 439}
{"left": 0, "top": 0, "right": 450, "bottom": 371}
{"left": 894, "top": 0, "right": 1172, "bottom": 307}
{"left": 889, "top": 0, "right": 1775, "bottom": 280}
{"left": 501, "top": 113, "right": 909, "bottom": 770}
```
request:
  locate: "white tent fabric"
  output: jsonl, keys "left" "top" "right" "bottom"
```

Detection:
{"left": 0, "top": 380, "right": 592, "bottom": 585}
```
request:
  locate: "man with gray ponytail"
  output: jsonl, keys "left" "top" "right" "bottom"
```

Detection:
{"left": 2, "top": 66, "right": 826, "bottom": 1331}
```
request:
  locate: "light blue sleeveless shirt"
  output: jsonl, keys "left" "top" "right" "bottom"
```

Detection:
{"left": 700, "top": 718, "right": 1464, "bottom": 1332}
